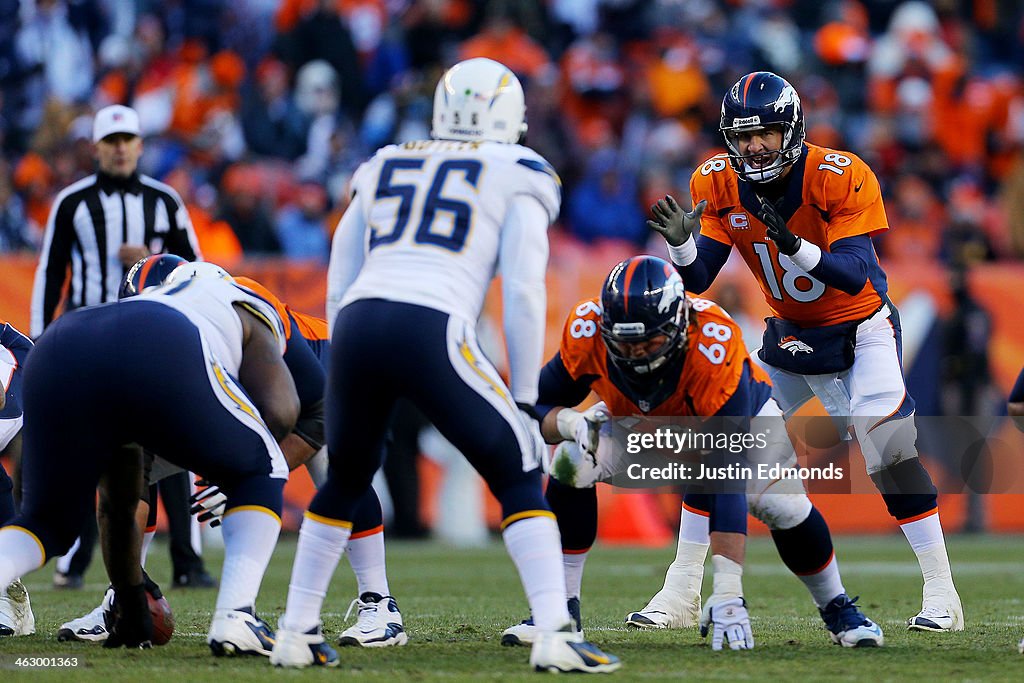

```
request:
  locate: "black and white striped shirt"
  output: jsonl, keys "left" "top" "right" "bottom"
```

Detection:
{"left": 30, "top": 171, "right": 202, "bottom": 337}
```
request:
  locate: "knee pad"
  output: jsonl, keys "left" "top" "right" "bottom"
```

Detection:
{"left": 546, "top": 478, "right": 597, "bottom": 552}
{"left": 748, "top": 492, "right": 812, "bottom": 531}
{"left": 871, "top": 459, "right": 937, "bottom": 521}
{"left": 856, "top": 410, "right": 918, "bottom": 475}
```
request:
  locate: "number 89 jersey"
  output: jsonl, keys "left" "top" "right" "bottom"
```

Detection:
{"left": 691, "top": 142, "right": 889, "bottom": 326}
{"left": 559, "top": 297, "right": 772, "bottom": 417}
{"left": 343, "top": 139, "right": 561, "bottom": 322}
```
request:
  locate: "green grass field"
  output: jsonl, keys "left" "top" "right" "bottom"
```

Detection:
{"left": 3, "top": 534, "right": 1023, "bottom": 681}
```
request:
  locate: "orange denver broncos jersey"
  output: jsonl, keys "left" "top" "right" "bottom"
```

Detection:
{"left": 690, "top": 143, "right": 888, "bottom": 325}
{"left": 233, "top": 277, "right": 329, "bottom": 342}
{"left": 558, "top": 296, "right": 771, "bottom": 417}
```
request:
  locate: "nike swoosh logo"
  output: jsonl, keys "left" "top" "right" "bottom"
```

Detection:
{"left": 854, "top": 179, "right": 864, "bottom": 192}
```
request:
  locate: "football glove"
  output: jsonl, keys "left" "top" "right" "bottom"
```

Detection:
{"left": 757, "top": 195, "right": 801, "bottom": 256}
{"left": 648, "top": 195, "right": 707, "bottom": 247}
{"left": 515, "top": 404, "right": 548, "bottom": 470}
{"left": 190, "top": 479, "right": 227, "bottom": 528}
{"left": 555, "top": 402, "right": 609, "bottom": 458}
{"left": 700, "top": 597, "right": 754, "bottom": 651}
{"left": 103, "top": 584, "right": 154, "bottom": 649}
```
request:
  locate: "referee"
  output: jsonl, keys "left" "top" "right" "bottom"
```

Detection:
{"left": 29, "top": 104, "right": 212, "bottom": 591}
{"left": 30, "top": 104, "right": 200, "bottom": 336}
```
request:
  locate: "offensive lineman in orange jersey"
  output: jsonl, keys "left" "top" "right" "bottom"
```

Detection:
{"left": 502, "top": 256, "right": 883, "bottom": 651}
{"left": 648, "top": 71, "right": 962, "bottom": 632}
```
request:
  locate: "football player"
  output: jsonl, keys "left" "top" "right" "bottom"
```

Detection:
{"left": 502, "top": 256, "right": 882, "bottom": 650}
{"left": 0, "top": 261, "right": 299, "bottom": 652}
{"left": 272, "top": 58, "right": 619, "bottom": 673}
{"left": 648, "top": 70, "right": 963, "bottom": 632}
{"left": 0, "top": 318, "right": 34, "bottom": 638}
{"left": 56, "top": 261, "right": 404, "bottom": 652}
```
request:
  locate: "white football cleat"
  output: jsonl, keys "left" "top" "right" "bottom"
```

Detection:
{"left": 1018, "top": 636, "right": 1023, "bottom": 654}
{"left": 270, "top": 625, "right": 339, "bottom": 668}
{"left": 337, "top": 592, "right": 408, "bottom": 647}
{"left": 530, "top": 626, "right": 620, "bottom": 674}
{"left": 208, "top": 607, "right": 276, "bottom": 656}
{"left": 625, "top": 577, "right": 702, "bottom": 629}
{"left": 907, "top": 581, "right": 964, "bottom": 632}
{"left": 58, "top": 587, "right": 113, "bottom": 642}
{"left": 502, "top": 597, "right": 582, "bottom": 647}
{"left": 0, "top": 580, "right": 35, "bottom": 636}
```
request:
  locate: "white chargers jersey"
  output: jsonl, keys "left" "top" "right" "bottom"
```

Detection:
{"left": 336, "top": 139, "right": 560, "bottom": 322}
{"left": 124, "top": 277, "right": 286, "bottom": 375}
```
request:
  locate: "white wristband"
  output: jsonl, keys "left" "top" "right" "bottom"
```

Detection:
{"left": 711, "top": 554, "right": 744, "bottom": 599}
{"left": 788, "top": 239, "right": 822, "bottom": 272}
{"left": 667, "top": 235, "right": 698, "bottom": 267}
{"left": 555, "top": 408, "right": 583, "bottom": 441}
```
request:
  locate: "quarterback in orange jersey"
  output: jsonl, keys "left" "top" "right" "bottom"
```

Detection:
{"left": 648, "top": 71, "right": 962, "bottom": 632}
{"left": 502, "top": 256, "right": 883, "bottom": 651}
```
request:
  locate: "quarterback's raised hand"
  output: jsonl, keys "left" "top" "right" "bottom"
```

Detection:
{"left": 757, "top": 195, "right": 801, "bottom": 255}
{"left": 648, "top": 195, "right": 707, "bottom": 247}
{"left": 700, "top": 597, "right": 754, "bottom": 651}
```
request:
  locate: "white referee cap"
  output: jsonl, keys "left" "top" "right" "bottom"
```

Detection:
{"left": 92, "top": 104, "right": 141, "bottom": 142}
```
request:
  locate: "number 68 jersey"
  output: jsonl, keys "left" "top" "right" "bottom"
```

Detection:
{"left": 338, "top": 139, "right": 561, "bottom": 322}
{"left": 555, "top": 296, "right": 772, "bottom": 418}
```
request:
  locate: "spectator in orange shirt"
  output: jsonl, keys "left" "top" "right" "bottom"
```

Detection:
{"left": 459, "top": 7, "right": 550, "bottom": 81}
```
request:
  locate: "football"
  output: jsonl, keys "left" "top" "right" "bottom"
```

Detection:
{"left": 148, "top": 592, "right": 175, "bottom": 646}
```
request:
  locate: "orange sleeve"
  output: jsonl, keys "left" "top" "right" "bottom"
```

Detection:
{"left": 288, "top": 308, "right": 329, "bottom": 342}
{"left": 824, "top": 154, "right": 889, "bottom": 244}
{"left": 559, "top": 298, "right": 604, "bottom": 380}
{"left": 690, "top": 162, "right": 733, "bottom": 247}
{"left": 233, "top": 276, "right": 293, "bottom": 340}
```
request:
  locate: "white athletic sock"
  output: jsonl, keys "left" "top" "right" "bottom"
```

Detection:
{"left": 900, "top": 511, "right": 944, "bottom": 554}
{"left": 799, "top": 553, "right": 846, "bottom": 609}
{"left": 502, "top": 515, "right": 571, "bottom": 631}
{"left": 0, "top": 527, "right": 44, "bottom": 588}
{"left": 215, "top": 508, "right": 281, "bottom": 612}
{"left": 562, "top": 552, "right": 587, "bottom": 600}
{"left": 346, "top": 528, "right": 390, "bottom": 597}
{"left": 281, "top": 514, "right": 352, "bottom": 633}
{"left": 141, "top": 530, "right": 155, "bottom": 568}
{"left": 679, "top": 504, "right": 711, "bottom": 544}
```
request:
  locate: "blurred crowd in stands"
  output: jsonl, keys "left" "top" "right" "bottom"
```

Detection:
{"left": 2, "top": 0, "right": 1024, "bottom": 269}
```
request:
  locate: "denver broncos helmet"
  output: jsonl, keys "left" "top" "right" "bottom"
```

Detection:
{"left": 118, "top": 254, "right": 188, "bottom": 299}
{"left": 600, "top": 256, "right": 689, "bottom": 376}
{"left": 720, "top": 71, "right": 805, "bottom": 183}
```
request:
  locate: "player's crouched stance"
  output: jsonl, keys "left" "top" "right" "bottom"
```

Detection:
{"left": 507, "top": 256, "right": 882, "bottom": 650}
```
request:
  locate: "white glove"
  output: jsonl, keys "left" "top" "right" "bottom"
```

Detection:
{"left": 517, "top": 407, "right": 547, "bottom": 470}
{"left": 555, "top": 402, "right": 610, "bottom": 456}
{"left": 700, "top": 597, "right": 754, "bottom": 651}
{"left": 546, "top": 440, "right": 604, "bottom": 488}
{"left": 190, "top": 481, "right": 227, "bottom": 528}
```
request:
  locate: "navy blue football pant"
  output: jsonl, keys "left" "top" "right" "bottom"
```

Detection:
{"left": 10, "top": 303, "right": 286, "bottom": 560}
{"left": 314, "top": 300, "right": 546, "bottom": 524}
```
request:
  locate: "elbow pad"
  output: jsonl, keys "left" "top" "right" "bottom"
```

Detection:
{"left": 293, "top": 397, "right": 326, "bottom": 451}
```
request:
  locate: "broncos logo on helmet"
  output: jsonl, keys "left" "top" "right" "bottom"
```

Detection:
{"left": 600, "top": 256, "right": 690, "bottom": 376}
{"left": 119, "top": 254, "right": 188, "bottom": 299}
{"left": 720, "top": 71, "right": 805, "bottom": 183}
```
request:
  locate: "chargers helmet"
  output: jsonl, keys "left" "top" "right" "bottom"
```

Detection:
{"left": 163, "top": 261, "right": 233, "bottom": 285}
{"left": 720, "top": 71, "right": 805, "bottom": 183}
{"left": 431, "top": 58, "right": 527, "bottom": 144}
{"left": 600, "top": 256, "right": 690, "bottom": 376}
{"left": 119, "top": 254, "right": 187, "bottom": 299}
